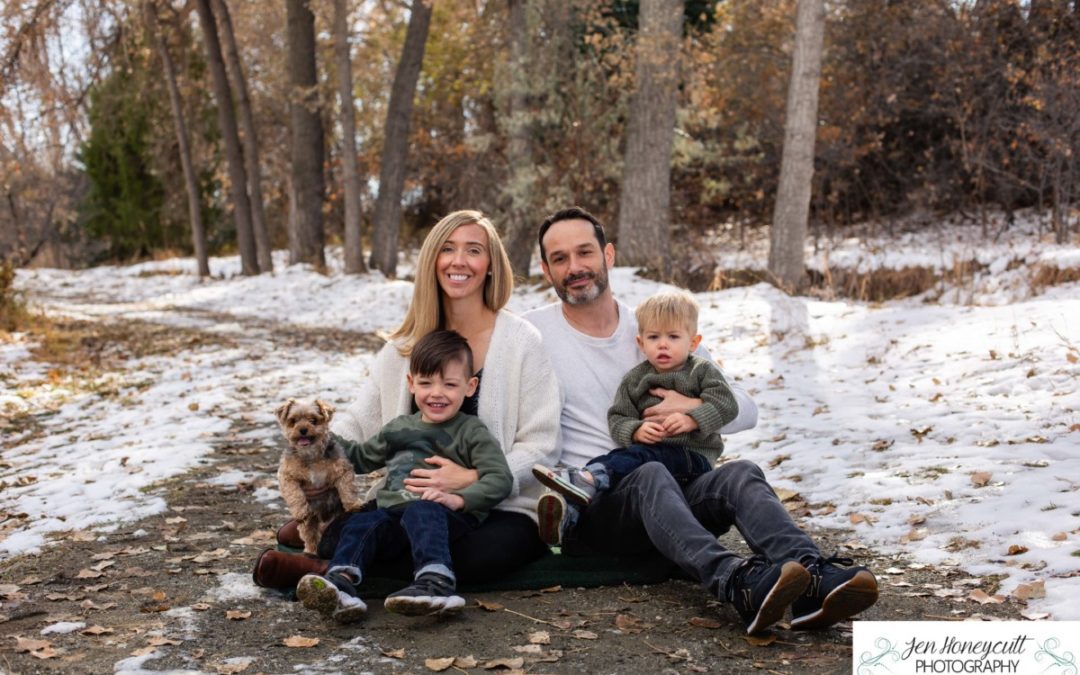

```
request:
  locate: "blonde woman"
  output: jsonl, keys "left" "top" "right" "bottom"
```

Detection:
{"left": 262, "top": 210, "right": 561, "bottom": 588}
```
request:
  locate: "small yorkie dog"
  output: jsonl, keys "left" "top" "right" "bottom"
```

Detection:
{"left": 276, "top": 398, "right": 363, "bottom": 554}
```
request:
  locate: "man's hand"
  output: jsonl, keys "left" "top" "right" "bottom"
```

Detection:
{"left": 632, "top": 421, "right": 666, "bottom": 444}
{"left": 661, "top": 412, "right": 698, "bottom": 436}
{"left": 300, "top": 484, "right": 333, "bottom": 501}
{"left": 642, "top": 388, "right": 703, "bottom": 422}
{"left": 420, "top": 489, "right": 465, "bottom": 511}
{"left": 404, "top": 456, "right": 479, "bottom": 494}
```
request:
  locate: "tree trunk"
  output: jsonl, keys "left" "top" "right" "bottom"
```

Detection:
{"left": 767, "top": 0, "right": 826, "bottom": 292}
{"left": 369, "top": 0, "right": 433, "bottom": 277}
{"left": 500, "top": 0, "right": 534, "bottom": 279}
{"left": 193, "top": 0, "right": 258, "bottom": 275}
{"left": 146, "top": 0, "right": 209, "bottom": 278}
{"left": 286, "top": 0, "right": 326, "bottom": 268}
{"left": 213, "top": 0, "right": 273, "bottom": 272}
{"left": 335, "top": 0, "right": 366, "bottom": 274}
{"left": 616, "top": 0, "right": 683, "bottom": 277}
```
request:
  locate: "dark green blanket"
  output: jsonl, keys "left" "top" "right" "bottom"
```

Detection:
{"left": 277, "top": 544, "right": 684, "bottom": 598}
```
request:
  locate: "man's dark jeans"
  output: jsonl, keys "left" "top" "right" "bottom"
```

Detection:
{"left": 585, "top": 442, "right": 712, "bottom": 492}
{"left": 564, "top": 459, "right": 821, "bottom": 599}
{"left": 328, "top": 500, "right": 479, "bottom": 582}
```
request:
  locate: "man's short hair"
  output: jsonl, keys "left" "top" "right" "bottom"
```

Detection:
{"left": 410, "top": 329, "right": 475, "bottom": 378}
{"left": 538, "top": 206, "right": 607, "bottom": 264}
{"left": 635, "top": 290, "right": 699, "bottom": 335}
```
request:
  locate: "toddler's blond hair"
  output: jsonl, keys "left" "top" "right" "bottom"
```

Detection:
{"left": 634, "top": 290, "right": 699, "bottom": 335}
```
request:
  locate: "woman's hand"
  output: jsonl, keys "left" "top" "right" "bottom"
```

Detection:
{"left": 404, "top": 456, "right": 479, "bottom": 493}
{"left": 642, "top": 388, "right": 702, "bottom": 422}
{"left": 420, "top": 489, "right": 465, "bottom": 511}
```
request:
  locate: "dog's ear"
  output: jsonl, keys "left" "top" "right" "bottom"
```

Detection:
{"left": 275, "top": 399, "right": 296, "bottom": 426}
{"left": 314, "top": 399, "right": 335, "bottom": 423}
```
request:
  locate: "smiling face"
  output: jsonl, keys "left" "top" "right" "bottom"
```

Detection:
{"left": 407, "top": 359, "right": 478, "bottom": 424}
{"left": 539, "top": 218, "right": 614, "bottom": 306}
{"left": 436, "top": 223, "right": 491, "bottom": 303}
{"left": 636, "top": 322, "right": 702, "bottom": 374}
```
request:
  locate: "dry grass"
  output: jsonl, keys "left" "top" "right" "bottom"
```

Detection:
{"left": 1031, "top": 263, "right": 1080, "bottom": 290}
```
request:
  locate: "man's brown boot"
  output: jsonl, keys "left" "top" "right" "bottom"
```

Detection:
{"left": 252, "top": 548, "right": 329, "bottom": 589}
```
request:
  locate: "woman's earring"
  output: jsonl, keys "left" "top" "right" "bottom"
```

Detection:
{"left": 487, "top": 271, "right": 492, "bottom": 276}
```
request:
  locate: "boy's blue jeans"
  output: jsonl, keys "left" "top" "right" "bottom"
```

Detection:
{"left": 328, "top": 500, "right": 479, "bottom": 583}
{"left": 586, "top": 442, "right": 712, "bottom": 492}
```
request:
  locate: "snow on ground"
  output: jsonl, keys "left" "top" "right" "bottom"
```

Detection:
{"left": 3, "top": 216, "right": 1079, "bottom": 620}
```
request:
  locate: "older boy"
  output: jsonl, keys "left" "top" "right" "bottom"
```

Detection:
{"left": 295, "top": 330, "right": 512, "bottom": 622}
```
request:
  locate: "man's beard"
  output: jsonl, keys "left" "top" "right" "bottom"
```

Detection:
{"left": 554, "top": 268, "right": 609, "bottom": 305}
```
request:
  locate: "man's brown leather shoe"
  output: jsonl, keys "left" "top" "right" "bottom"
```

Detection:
{"left": 252, "top": 548, "right": 329, "bottom": 589}
{"left": 276, "top": 520, "right": 305, "bottom": 549}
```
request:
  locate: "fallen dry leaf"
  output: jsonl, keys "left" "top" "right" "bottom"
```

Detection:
{"left": 849, "top": 513, "right": 876, "bottom": 526}
{"left": 425, "top": 657, "right": 455, "bottom": 671}
{"left": 1007, "top": 544, "right": 1029, "bottom": 555}
{"left": 0, "top": 584, "right": 21, "bottom": 597}
{"left": 30, "top": 646, "right": 59, "bottom": 659}
{"left": 80, "top": 600, "right": 116, "bottom": 611}
{"left": 871, "top": 439, "right": 894, "bottom": 452}
{"left": 482, "top": 657, "right": 524, "bottom": 669}
{"left": 381, "top": 648, "right": 405, "bottom": 659}
{"left": 1021, "top": 610, "right": 1051, "bottom": 620}
{"left": 572, "top": 630, "right": 599, "bottom": 640}
{"left": 192, "top": 603, "right": 211, "bottom": 611}
{"left": 225, "top": 610, "right": 252, "bottom": 621}
{"left": 76, "top": 569, "right": 104, "bottom": 579}
{"left": 528, "top": 631, "right": 550, "bottom": 645}
{"left": 475, "top": 599, "right": 503, "bottom": 611}
{"left": 744, "top": 633, "right": 778, "bottom": 647}
{"left": 453, "top": 656, "right": 479, "bottom": 668}
{"left": 968, "top": 589, "right": 1006, "bottom": 604}
{"left": 970, "top": 472, "right": 992, "bottom": 487}
{"left": 1052, "top": 532, "right": 1068, "bottom": 541}
{"left": 540, "top": 585, "right": 562, "bottom": 593}
{"left": 773, "top": 487, "right": 800, "bottom": 502}
{"left": 1012, "top": 580, "right": 1046, "bottom": 601}
{"left": 14, "top": 637, "right": 51, "bottom": 653}
{"left": 689, "top": 617, "right": 722, "bottom": 629}
{"left": 131, "top": 646, "right": 156, "bottom": 657}
{"left": 81, "top": 625, "right": 114, "bottom": 636}
{"left": 147, "top": 636, "right": 182, "bottom": 646}
{"left": 283, "top": 635, "right": 319, "bottom": 648}
{"left": 512, "top": 644, "right": 544, "bottom": 654}
{"left": 614, "top": 614, "right": 645, "bottom": 632}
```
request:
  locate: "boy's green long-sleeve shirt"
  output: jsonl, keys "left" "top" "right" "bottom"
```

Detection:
{"left": 607, "top": 354, "right": 739, "bottom": 463}
{"left": 333, "top": 412, "right": 512, "bottom": 520}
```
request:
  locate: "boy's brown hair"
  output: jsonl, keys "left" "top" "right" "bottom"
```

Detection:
{"left": 409, "top": 329, "right": 475, "bottom": 378}
{"left": 634, "top": 290, "right": 699, "bottom": 335}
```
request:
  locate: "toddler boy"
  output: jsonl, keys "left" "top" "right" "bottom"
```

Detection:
{"left": 532, "top": 290, "right": 738, "bottom": 543}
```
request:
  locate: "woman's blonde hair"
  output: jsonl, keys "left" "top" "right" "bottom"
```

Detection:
{"left": 391, "top": 210, "right": 513, "bottom": 355}
{"left": 635, "top": 290, "right": 699, "bottom": 335}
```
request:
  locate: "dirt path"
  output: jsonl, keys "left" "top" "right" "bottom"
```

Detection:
{"left": 1, "top": 305, "right": 1027, "bottom": 674}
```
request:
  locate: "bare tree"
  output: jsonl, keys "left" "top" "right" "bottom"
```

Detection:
{"left": 145, "top": 0, "right": 209, "bottom": 277}
{"left": 768, "top": 0, "right": 826, "bottom": 291}
{"left": 334, "top": 0, "right": 366, "bottom": 273}
{"left": 499, "top": 0, "right": 535, "bottom": 279}
{"left": 616, "top": 0, "right": 684, "bottom": 277}
{"left": 194, "top": 0, "right": 259, "bottom": 275}
{"left": 286, "top": 0, "right": 326, "bottom": 268}
{"left": 368, "top": 0, "right": 433, "bottom": 277}
{"left": 213, "top": 0, "right": 273, "bottom": 272}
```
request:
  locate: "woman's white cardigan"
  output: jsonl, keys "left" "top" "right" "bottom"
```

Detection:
{"left": 333, "top": 310, "right": 563, "bottom": 522}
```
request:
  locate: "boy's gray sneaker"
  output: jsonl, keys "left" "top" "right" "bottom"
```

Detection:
{"left": 790, "top": 555, "right": 878, "bottom": 630}
{"left": 296, "top": 572, "right": 367, "bottom": 623}
{"left": 384, "top": 572, "right": 465, "bottom": 616}
{"left": 537, "top": 491, "right": 568, "bottom": 547}
{"left": 532, "top": 464, "right": 596, "bottom": 506}
{"left": 725, "top": 557, "right": 810, "bottom": 635}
